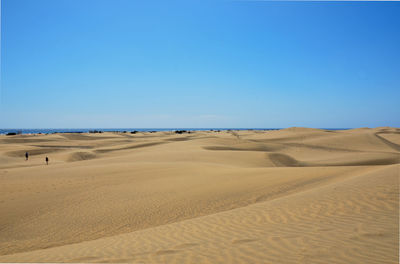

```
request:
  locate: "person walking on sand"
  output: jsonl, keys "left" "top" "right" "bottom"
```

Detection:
{"left": 45, "top": 156, "right": 49, "bottom": 165}
{"left": 25, "top": 152, "right": 29, "bottom": 161}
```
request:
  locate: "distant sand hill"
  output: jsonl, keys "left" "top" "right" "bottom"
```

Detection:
{"left": 0, "top": 128, "right": 398, "bottom": 263}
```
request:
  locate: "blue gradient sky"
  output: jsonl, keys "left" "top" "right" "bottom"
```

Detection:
{"left": 1, "top": 0, "right": 399, "bottom": 128}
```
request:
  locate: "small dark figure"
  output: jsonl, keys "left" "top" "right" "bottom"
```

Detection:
{"left": 25, "top": 152, "right": 29, "bottom": 161}
{"left": 45, "top": 156, "right": 49, "bottom": 165}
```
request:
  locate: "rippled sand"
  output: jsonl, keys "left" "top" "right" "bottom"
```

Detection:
{"left": 0, "top": 127, "right": 398, "bottom": 263}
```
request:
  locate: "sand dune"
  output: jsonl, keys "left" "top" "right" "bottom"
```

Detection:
{"left": 0, "top": 128, "right": 398, "bottom": 263}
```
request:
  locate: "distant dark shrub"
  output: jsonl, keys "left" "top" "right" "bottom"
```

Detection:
{"left": 89, "top": 130, "right": 103, "bottom": 133}
{"left": 6, "top": 132, "right": 17, "bottom": 136}
{"left": 131, "top": 131, "right": 138, "bottom": 134}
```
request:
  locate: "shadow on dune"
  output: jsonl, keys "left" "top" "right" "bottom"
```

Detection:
{"left": 95, "top": 142, "right": 168, "bottom": 154}
{"left": 32, "top": 145, "right": 94, "bottom": 149}
{"left": 166, "top": 137, "right": 194, "bottom": 142}
{"left": 204, "top": 146, "right": 400, "bottom": 167}
{"left": 374, "top": 132, "right": 400, "bottom": 152}
{"left": 268, "top": 153, "right": 303, "bottom": 167}
{"left": 308, "top": 155, "right": 400, "bottom": 167}
{"left": 203, "top": 143, "right": 281, "bottom": 152}
{"left": 268, "top": 152, "right": 400, "bottom": 167}
{"left": 67, "top": 152, "right": 97, "bottom": 162}
{"left": 61, "top": 134, "right": 115, "bottom": 141}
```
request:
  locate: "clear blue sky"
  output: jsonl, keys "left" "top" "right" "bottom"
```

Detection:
{"left": 1, "top": 0, "right": 399, "bottom": 128}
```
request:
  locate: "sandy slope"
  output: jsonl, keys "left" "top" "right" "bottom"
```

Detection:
{"left": 0, "top": 128, "right": 399, "bottom": 263}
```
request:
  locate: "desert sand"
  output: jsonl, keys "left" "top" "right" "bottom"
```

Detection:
{"left": 0, "top": 127, "right": 398, "bottom": 263}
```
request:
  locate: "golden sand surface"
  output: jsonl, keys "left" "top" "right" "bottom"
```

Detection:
{"left": 0, "top": 127, "right": 398, "bottom": 263}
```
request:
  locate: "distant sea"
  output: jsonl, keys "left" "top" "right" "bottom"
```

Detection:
{"left": 0, "top": 128, "right": 350, "bottom": 135}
